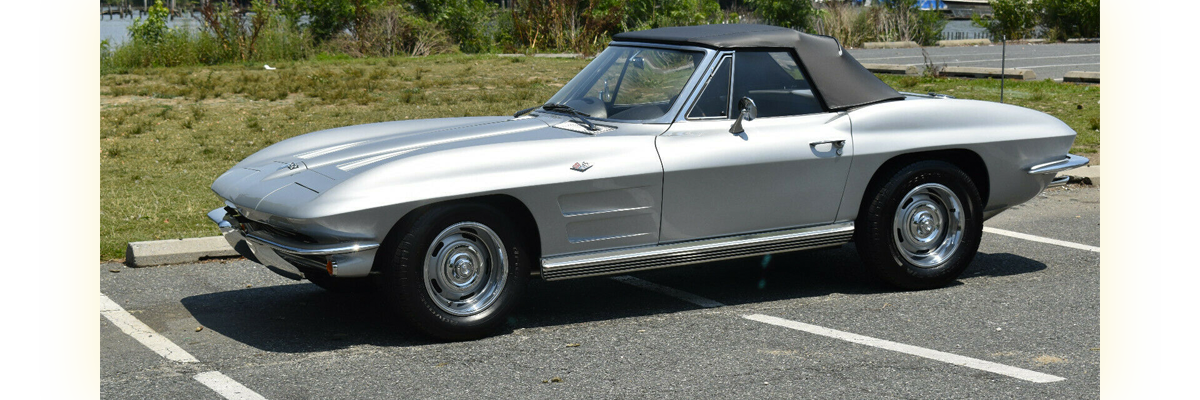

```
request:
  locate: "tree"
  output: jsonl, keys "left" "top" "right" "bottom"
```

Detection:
{"left": 128, "top": 0, "right": 171, "bottom": 43}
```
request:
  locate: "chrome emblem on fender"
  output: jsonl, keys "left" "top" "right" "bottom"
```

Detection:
{"left": 286, "top": 162, "right": 300, "bottom": 170}
{"left": 570, "top": 162, "right": 593, "bottom": 172}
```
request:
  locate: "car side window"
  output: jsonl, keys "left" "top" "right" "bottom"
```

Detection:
{"left": 687, "top": 57, "right": 732, "bottom": 119}
{"left": 732, "top": 51, "right": 823, "bottom": 118}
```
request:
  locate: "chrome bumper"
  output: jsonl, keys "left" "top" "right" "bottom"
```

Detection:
{"left": 207, "top": 207, "right": 380, "bottom": 279}
{"left": 1029, "top": 154, "right": 1090, "bottom": 188}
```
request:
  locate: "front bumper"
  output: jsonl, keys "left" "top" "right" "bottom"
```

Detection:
{"left": 207, "top": 207, "right": 380, "bottom": 279}
{"left": 1029, "top": 154, "right": 1090, "bottom": 188}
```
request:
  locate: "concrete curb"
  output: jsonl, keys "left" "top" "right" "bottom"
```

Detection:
{"left": 1064, "top": 71, "right": 1100, "bottom": 84}
{"left": 498, "top": 53, "right": 583, "bottom": 58}
{"left": 937, "top": 39, "right": 992, "bottom": 47}
{"left": 942, "top": 66, "right": 1036, "bottom": 80}
{"left": 862, "top": 63, "right": 919, "bottom": 76}
{"left": 862, "top": 41, "right": 920, "bottom": 49}
{"left": 126, "top": 236, "right": 237, "bottom": 267}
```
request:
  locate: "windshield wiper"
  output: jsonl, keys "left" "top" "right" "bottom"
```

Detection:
{"left": 513, "top": 105, "right": 538, "bottom": 118}
{"left": 541, "top": 103, "right": 598, "bottom": 132}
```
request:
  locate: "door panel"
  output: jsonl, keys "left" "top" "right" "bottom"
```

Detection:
{"left": 656, "top": 112, "right": 854, "bottom": 241}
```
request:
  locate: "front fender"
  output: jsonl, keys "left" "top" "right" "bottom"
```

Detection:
{"left": 291, "top": 123, "right": 668, "bottom": 257}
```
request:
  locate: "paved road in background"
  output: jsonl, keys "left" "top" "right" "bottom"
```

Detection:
{"left": 101, "top": 185, "right": 1099, "bottom": 399}
{"left": 849, "top": 42, "right": 1100, "bottom": 81}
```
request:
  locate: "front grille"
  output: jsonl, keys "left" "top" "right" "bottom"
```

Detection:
{"left": 225, "top": 207, "right": 318, "bottom": 245}
{"left": 250, "top": 222, "right": 318, "bottom": 245}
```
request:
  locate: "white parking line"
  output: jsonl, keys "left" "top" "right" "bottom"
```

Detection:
{"left": 100, "top": 293, "right": 199, "bottom": 363}
{"left": 743, "top": 314, "right": 1066, "bottom": 383}
{"left": 194, "top": 372, "right": 269, "bottom": 400}
{"left": 611, "top": 275, "right": 725, "bottom": 308}
{"left": 102, "top": 293, "right": 269, "bottom": 399}
{"left": 983, "top": 227, "right": 1100, "bottom": 252}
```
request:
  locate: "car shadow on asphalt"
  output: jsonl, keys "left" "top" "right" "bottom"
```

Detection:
{"left": 179, "top": 245, "right": 1045, "bottom": 352}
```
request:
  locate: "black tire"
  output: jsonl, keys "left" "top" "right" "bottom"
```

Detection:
{"left": 377, "top": 203, "right": 530, "bottom": 341}
{"left": 855, "top": 160, "right": 983, "bottom": 290}
{"left": 306, "top": 272, "right": 373, "bottom": 294}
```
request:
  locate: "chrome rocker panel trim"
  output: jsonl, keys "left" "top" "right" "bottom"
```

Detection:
{"left": 540, "top": 222, "right": 855, "bottom": 281}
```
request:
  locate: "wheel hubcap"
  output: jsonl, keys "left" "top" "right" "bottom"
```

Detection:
{"left": 893, "top": 183, "right": 964, "bottom": 268}
{"left": 424, "top": 222, "right": 508, "bottom": 316}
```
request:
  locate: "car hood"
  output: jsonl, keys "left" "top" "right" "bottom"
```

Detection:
{"left": 212, "top": 116, "right": 551, "bottom": 212}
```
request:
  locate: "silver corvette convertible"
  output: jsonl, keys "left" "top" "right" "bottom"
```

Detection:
{"left": 208, "top": 24, "right": 1088, "bottom": 340}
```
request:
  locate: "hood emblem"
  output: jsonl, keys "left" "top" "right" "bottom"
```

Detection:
{"left": 286, "top": 162, "right": 300, "bottom": 170}
{"left": 570, "top": 162, "right": 593, "bottom": 172}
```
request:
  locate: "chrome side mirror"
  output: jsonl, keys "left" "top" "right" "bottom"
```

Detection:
{"left": 729, "top": 97, "right": 758, "bottom": 134}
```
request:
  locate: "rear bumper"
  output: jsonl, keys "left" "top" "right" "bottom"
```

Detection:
{"left": 1029, "top": 154, "right": 1090, "bottom": 188}
{"left": 207, "top": 207, "right": 380, "bottom": 279}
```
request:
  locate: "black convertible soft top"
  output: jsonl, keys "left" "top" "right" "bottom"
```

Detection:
{"left": 612, "top": 24, "right": 903, "bottom": 111}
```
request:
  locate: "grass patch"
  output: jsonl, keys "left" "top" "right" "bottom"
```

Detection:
{"left": 100, "top": 55, "right": 1099, "bottom": 261}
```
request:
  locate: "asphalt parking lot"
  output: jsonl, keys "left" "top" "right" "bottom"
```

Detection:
{"left": 101, "top": 185, "right": 1099, "bottom": 399}
{"left": 848, "top": 42, "right": 1100, "bottom": 81}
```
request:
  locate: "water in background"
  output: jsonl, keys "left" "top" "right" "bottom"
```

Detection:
{"left": 100, "top": 11, "right": 203, "bottom": 45}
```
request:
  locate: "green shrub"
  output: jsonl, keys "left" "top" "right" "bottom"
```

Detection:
{"left": 101, "top": 39, "right": 119, "bottom": 74}
{"left": 342, "top": 4, "right": 456, "bottom": 57}
{"left": 1037, "top": 0, "right": 1099, "bottom": 40}
{"left": 811, "top": 1, "right": 943, "bottom": 47}
{"left": 103, "top": 1, "right": 311, "bottom": 72}
{"left": 973, "top": 0, "right": 1039, "bottom": 40}
{"left": 128, "top": 0, "right": 170, "bottom": 44}
{"left": 862, "top": 0, "right": 946, "bottom": 45}
{"left": 746, "top": 0, "right": 817, "bottom": 32}
{"left": 299, "top": 0, "right": 365, "bottom": 42}
{"left": 626, "top": 0, "right": 728, "bottom": 31}
{"left": 409, "top": 0, "right": 498, "bottom": 53}
{"left": 509, "top": 0, "right": 624, "bottom": 54}
{"left": 910, "top": 2, "right": 947, "bottom": 46}
{"left": 812, "top": 1, "right": 873, "bottom": 47}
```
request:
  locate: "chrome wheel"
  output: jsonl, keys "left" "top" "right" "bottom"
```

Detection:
{"left": 892, "top": 183, "right": 964, "bottom": 268}
{"left": 423, "top": 222, "right": 508, "bottom": 316}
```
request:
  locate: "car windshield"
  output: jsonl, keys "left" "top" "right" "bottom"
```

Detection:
{"left": 544, "top": 46, "right": 705, "bottom": 122}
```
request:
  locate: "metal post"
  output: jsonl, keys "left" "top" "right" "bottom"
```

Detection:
{"left": 1000, "top": 34, "right": 1006, "bottom": 104}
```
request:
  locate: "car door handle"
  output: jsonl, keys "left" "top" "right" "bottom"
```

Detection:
{"left": 810, "top": 140, "right": 845, "bottom": 155}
